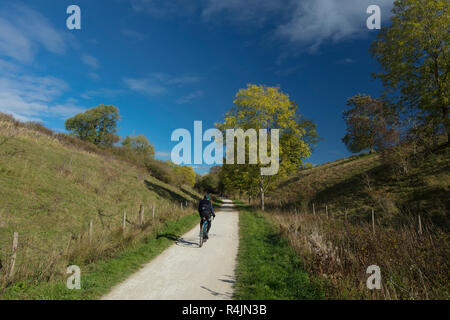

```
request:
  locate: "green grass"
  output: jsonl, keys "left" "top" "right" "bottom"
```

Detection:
{"left": 270, "top": 145, "right": 449, "bottom": 227}
{"left": 1, "top": 213, "right": 198, "bottom": 299}
{"left": 233, "top": 202, "right": 325, "bottom": 300}
{"left": 0, "top": 117, "right": 202, "bottom": 298}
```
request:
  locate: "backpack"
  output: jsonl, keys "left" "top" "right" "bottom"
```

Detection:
{"left": 198, "top": 199, "right": 211, "bottom": 217}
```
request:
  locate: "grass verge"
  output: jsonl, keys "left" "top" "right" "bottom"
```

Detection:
{"left": 1, "top": 213, "right": 198, "bottom": 300}
{"left": 233, "top": 201, "right": 325, "bottom": 300}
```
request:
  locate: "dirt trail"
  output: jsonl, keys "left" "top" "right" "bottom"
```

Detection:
{"left": 101, "top": 199, "right": 239, "bottom": 300}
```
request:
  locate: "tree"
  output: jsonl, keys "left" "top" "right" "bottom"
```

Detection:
{"left": 65, "top": 105, "right": 120, "bottom": 146}
{"left": 121, "top": 135, "right": 155, "bottom": 159}
{"left": 172, "top": 165, "right": 196, "bottom": 187}
{"left": 370, "top": 0, "right": 449, "bottom": 142}
{"left": 217, "top": 84, "right": 318, "bottom": 210}
{"left": 342, "top": 94, "right": 397, "bottom": 153}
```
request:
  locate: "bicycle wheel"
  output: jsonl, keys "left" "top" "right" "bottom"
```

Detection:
{"left": 199, "top": 222, "right": 205, "bottom": 247}
{"left": 199, "top": 220, "right": 208, "bottom": 247}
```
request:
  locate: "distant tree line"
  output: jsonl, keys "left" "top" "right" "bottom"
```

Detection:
{"left": 64, "top": 105, "right": 196, "bottom": 188}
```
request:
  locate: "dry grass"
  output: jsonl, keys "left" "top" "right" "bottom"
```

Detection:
{"left": 0, "top": 114, "right": 201, "bottom": 294}
{"left": 268, "top": 208, "right": 449, "bottom": 299}
{"left": 260, "top": 142, "right": 449, "bottom": 299}
{"left": 0, "top": 202, "right": 193, "bottom": 291}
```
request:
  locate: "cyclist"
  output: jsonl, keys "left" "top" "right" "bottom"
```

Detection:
{"left": 198, "top": 195, "right": 215, "bottom": 240}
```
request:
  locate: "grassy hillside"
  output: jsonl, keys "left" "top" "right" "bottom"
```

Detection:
{"left": 262, "top": 145, "right": 449, "bottom": 299}
{"left": 268, "top": 147, "right": 449, "bottom": 227}
{"left": 0, "top": 114, "right": 201, "bottom": 297}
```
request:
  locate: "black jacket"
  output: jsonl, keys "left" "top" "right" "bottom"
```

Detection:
{"left": 198, "top": 199, "right": 215, "bottom": 218}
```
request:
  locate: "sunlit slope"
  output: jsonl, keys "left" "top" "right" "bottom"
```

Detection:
{"left": 0, "top": 117, "right": 200, "bottom": 266}
{"left": 270, "top": 149, "right": 449, "bottom": 225}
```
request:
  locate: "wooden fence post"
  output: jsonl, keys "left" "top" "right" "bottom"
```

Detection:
{"left": 139, "top": 205, "right": 145, "bottom": 226}
{"left": 9, "top": 232, "right": 18, "bottom": 279}
{"left": 152, "top": 205, "right": 155, "bottom": 221}
{"left": 418, "top": 214, "right": 423, "bottom": 235}
{"left": 326, "top": 205, "right": 328, "bottom": 219}
{"left": 312, "top": 203, "right": 316, "bottom": 216}
{"left": 372, "top": 208, "right": 375, "bottom": 235}
{"left": 122, "top": 211, "right": 126, "bottom": 231}
{"left": 89, "top": 220, "right": 93, "bottom": 243}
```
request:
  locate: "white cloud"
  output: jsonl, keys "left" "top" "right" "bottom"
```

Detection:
{"left": 150, "top": 73, "right": 201, "bottom": 86}
{"left": 337, "top": 58, "right": 356, "bottom": 64}
{"left": 128, "top": 0, "right": 394, "bottom": 52}
{"left": 0, "top": 3, "right": 66, "bottom": 63}
{"left": 276, "top": 0, "right": 394, "bottom": 52}
{"left": 129, "top": 0, "right": 198, "bottom": 17}
{"left": 121, "top": 28, "right": 148, "bottom": 41}
{"left": 124, "top": 73, "right": 201, "bottom": 97}
{"left": 0, "top": 58, "right": 20, "bottom": 72}
{"left": 88, "top": 72, "right": 100, "bottom": 80}
{"left": 176, "top": 90, "right": 204, "bottom": 104}
{"left": 202, "top": 0, "right": 288, "bottom": 26}
{"left": 202, "top": 0, "right": 394, "bottom": 52}
{"left": 0, "top": 72, "right": 84, "bottom": 122}
{"left": 81, "top": 88, "right": 126, "bottom": 100}
{"left": 155, "top": 151, "right": 171, "bottom": 158}
{"left": 123, "top": 78, "right": 167, "bottom": 95}
{"left": 82, "top": 54, "right": 99, "bottom": 69}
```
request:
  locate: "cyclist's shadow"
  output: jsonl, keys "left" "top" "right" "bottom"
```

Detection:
{"left": 176, "top": 236, "right": 201, "bottom": 248}
{"left": 176, "top": 233, "right": 216, "bottom": 248}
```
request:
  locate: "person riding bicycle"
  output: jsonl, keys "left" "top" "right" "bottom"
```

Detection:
{"left": 198, "top": 195, "right": 215, "bottom": 240}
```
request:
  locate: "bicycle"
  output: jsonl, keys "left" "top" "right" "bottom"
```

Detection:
{"left": 199, "top": 217, "right": 209, "bottom": 248}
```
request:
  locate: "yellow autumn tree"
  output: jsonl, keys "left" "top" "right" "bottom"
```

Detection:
{"left": 217, "top": 84, "right": 318, "bottom": 210}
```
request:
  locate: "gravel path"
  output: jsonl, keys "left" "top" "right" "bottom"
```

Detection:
{"left": 101, "top": 199, "right": 239, "bottom": 300}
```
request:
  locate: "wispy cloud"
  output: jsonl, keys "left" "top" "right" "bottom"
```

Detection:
{"left": 202, "top": 0, "right": 288, "bottom": 26}
{"left": 0, "top": 3, "right": 66, "bottom": 63}
{"left": 129, "top": 0, "right": 198, "bottom": 17}
{"left": 80, "top": 88, "right": 126, "bottom": 100}
{"left": 337, "top": 58, "right": 356, "bottom": 64}
{"left": 155, "top": 150, "right": 171, "bottom": 159}
{"left": 0, "top": 71, "right": 84, "bottom": 122}
{"left": 176, "top": 90, "right": 204, "bottom": 104}
{"left": 123, "top": 78, "right": 167, "bottom": 96}
{"left": 130, "top": 0, "right": 393, "bottom": 53}
{"left": 121, "top": 28, "right": 148, "bottom": 41}
{"left": 275, "top": 0, "right": 394, "bottom": 52}
{"left": 150, "top": 73, "right": 201, "bottom": 86}
{"left": 87, "top": 72, "right": 100, "bottom": 80}
{"left": 0, "top": 58, "right": 19, "bottom": 72}
{"left": 124, "top": 73, "right": 201, "bottom": 97}
{"left": 82, "top": 54, "right": 99, "bottom": 69}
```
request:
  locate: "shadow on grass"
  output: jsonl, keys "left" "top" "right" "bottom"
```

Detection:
{"left": 156, "top": 233, "right": 179, "bottom": 241}
{"left": 144, "top": 180, "right": 188, "bottom": 203}
{"left": 180, "top": 186, "right": 202, "bottom": 202}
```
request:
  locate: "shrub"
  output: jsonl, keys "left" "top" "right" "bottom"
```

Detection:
{"left": 144, "top": 158, "right": 176, "bottom": 184}
{"left": 24, "top": 122, "right": 54, "bottom": 136}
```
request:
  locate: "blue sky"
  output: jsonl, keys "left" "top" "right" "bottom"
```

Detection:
{"left": 0, "top": 0, "right": 394, "bottom": 174}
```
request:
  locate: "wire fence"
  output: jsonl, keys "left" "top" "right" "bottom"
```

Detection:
{"left": 0, "top": 200, "right": 196, "bottom": 288}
